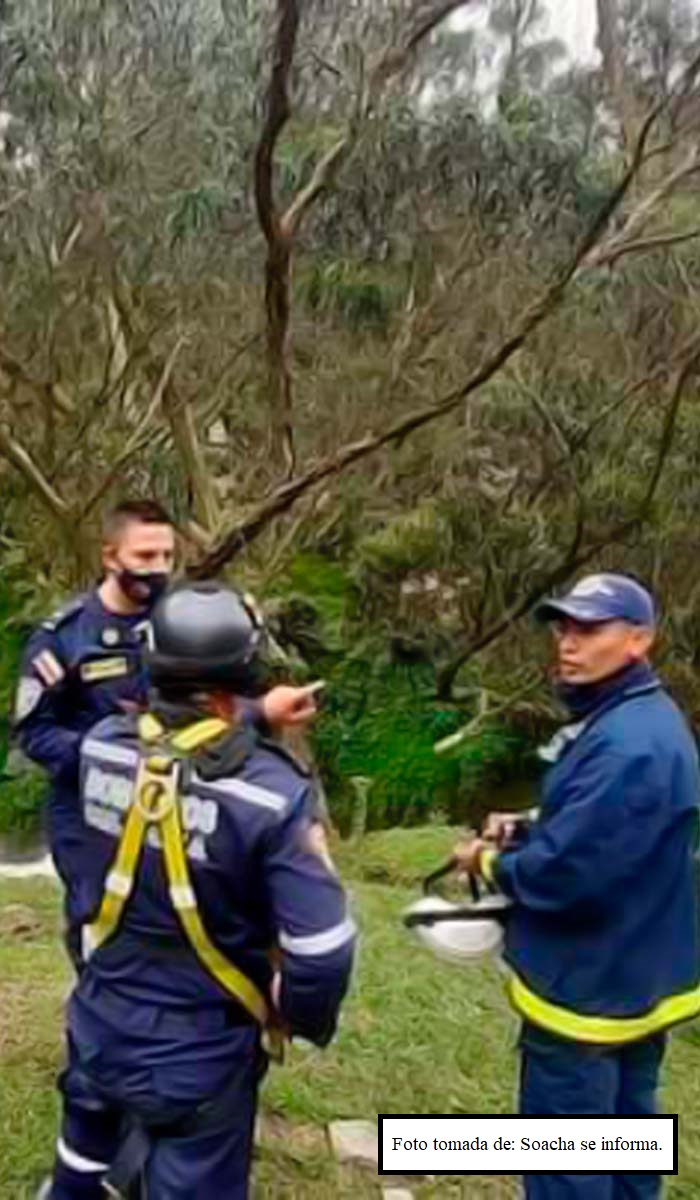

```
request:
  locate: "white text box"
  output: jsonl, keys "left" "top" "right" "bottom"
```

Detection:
{"left": 380, "top": 1116, "right": 676, "bottom": 1175}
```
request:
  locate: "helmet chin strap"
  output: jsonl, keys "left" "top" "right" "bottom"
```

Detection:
{"left": 206, "top": 693, "right": 236, "bottom": 722}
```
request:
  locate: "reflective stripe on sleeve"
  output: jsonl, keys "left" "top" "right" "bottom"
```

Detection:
{"left": 279, "top": 915, "right": 356, "bottom": 957}
{"left": 195, "top": 774, "right": 287, "bottom": 813}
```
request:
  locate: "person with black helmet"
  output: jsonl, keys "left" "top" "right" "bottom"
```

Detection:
{"left": 42, "top": 582, "right": 356, "bottom": 1200}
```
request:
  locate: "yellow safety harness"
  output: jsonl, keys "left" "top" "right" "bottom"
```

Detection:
{"left": 84, "top": 714, "right": 284, "bottom": 1060}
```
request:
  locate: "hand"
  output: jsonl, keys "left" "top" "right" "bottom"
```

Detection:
{"left": 262, "top": 682, "right": 324, "bottom": 729}
{"left": 481, "top": 811, "right": 521, "bottom": 847}
{"left": 270, "top": 971, "right": 282, "bottom": 1010}
{"left": 453, "top": 837, "right": 489, "bottom": 877}
{"left": 268, "top": 971, "right": 291, "bottom": 1039}
{"left": 303, "top": 820, "right": 337, "bottom": 874}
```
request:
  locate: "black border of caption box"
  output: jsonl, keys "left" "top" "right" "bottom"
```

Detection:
{"left": 378, "top": 1114, "right": 679, "bottom": 1177}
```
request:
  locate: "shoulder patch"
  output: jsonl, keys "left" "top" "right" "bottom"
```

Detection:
{"left": 80, "top": 656, "right": 129, "bottom": 682}
{"left": 32, "top": 648, "right": 65, "bottom": 687}
{"left": 41, "top": 593, "right": 88, "bottom": 632}
{"left": 14, "top": 676, "right": 45, "bottom": 724}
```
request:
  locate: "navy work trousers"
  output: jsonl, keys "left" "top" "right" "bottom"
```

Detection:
{"left": 49, "top": 1058, "right": 259, "bottom": 1200}
{"left": 519, "top": 1022, "right": 666, "bottom": 1200}
{"left": 48, "top": 989, "right": 264, "bottom": 1200}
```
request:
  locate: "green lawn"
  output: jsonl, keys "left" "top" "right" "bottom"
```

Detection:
{"left": 1, "top": 830, "right": 699, "bottom": 1198}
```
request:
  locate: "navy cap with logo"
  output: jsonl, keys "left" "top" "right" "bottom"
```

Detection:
{"left": 535, "top": 574, "right": 656, "bottom": 627}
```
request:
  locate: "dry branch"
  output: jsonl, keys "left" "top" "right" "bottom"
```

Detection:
{"left": 586, "top": 147, "right": 700, "bottom": 269}
{"left": 254, "top": 0, "right": 302, "bottom": 477}
{"left": 0, "top": 344, "right": 74, "bottom": 416}
{"left": 79, "top": 337, "right": 186, "bottom": 521}
{"left": 198, "top": 46, "right": 700, "bottom": 579}
{"left": 434, "top": 344, "right": 700, "bottom": 698}
{"left": 194, "top": 101, "right": 658, "bottom": 578}
{"left": 254, "top": 0, "right": 476, "bottom": 478}
{"left": 591, "top": 227, "right": 700, "bottom": 269}
{"left": 160, "top": 358, "right": 220, "bottom": 535}
{"left": 0, "top": 425, "right": 70, "bottom": 519}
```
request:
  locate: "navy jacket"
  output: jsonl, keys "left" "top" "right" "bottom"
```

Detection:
{"left": 493, "top": 666, "right": 700, "bottom": 1029}
{"left": 61, "top": 713, "right": 355, "bottom": 1049}
{"left": 13, "top": 589, "right": 151, "bottom": 780}
{"left": 12, "top": 590, "right": 151, "bottom": 877}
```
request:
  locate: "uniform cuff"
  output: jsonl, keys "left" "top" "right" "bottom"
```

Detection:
{"left": 480, "top": 847, "right": 499, "bottom": 886}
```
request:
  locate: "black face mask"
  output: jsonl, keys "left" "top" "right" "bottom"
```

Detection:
{"left": 115, "top": 566, "right": 170, "bottom": 608}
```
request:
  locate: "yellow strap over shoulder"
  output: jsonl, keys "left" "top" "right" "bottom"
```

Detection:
{"left": 170, "top": 718, "right": 231, "bottom": 754}
{"left": 84, "top": 716, "right": 283, "bottom": 1057}
{"left": 138, "top": 713, "right": 230, "bottom": 753}
{"left": 157, "top": 768, "right": 269, "bottom": 1026}
{"left": 83, "top": 788, "right": 148, "bottom": 959}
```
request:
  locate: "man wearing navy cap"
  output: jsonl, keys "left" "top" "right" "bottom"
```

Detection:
{"left": 456, "top": 573, "right": 700, "bottom": 1200}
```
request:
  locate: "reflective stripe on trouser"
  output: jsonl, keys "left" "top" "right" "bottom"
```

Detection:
{"left": 519, "top": 1022, "right": 665, "bottom": 1200}
{"left": 49, "top": 1084, "right": 122, "bottom": 1200}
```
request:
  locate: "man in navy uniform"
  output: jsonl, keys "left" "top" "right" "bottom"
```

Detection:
{"left": 13, "top": 500, "right": 175, "bottom": 880}
{"left": 13, "top": 498, "right": 322, "bottom": 895}
{"left": 457, "top": 574, "right": 700, "bottom": 1200}
{"left": 45, "top": 581, "right": 356, "bottom": 1199}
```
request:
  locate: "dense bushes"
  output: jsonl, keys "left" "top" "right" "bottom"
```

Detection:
{"left": 265, "top": 553, "right": 534, "bottom": 833}
{"left": 313, "top": 661, "right": 529, "bottom": 831}
{"left": 0, "top": 584, "right": 48, "bottom": 834}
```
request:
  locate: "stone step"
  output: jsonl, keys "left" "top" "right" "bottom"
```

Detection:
{"left": 0, "top": 853, "right": 57, "bottom": 880}
{"left": 328, "top": 1119, "right": 378, "bottom": 1168}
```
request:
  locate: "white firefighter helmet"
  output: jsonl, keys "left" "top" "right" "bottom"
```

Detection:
{"left": 403, "top": 860, "right": 511, "bottom": 966}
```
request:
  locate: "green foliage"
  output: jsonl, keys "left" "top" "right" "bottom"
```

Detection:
{"left": 335, "top": 823, "right": 458, "bottom": 885}
{"left": 0, "top": 769, "right": 46, "bottom": 835}
{"left": 269, "top": 553, "right": 530, "bottom": 833}
{"left": 315, "top": 663, "right": 527, "bottom": 831}
{"left": 266, "top": 553, "right": 358, "bottom": 660}
{"left": 0, "top": 578, "right": 48, "bottom": 835}
{"left": 0, "top": 582, "right": 25, "bottom": 768}
{"left": 354, "top": 503, "right": 449, "bottom": 577}
{"left": 168, "top": 186, "right": 229, "bottom": 243}
{"left": 4, "top": 862, "right": 700, "bottom": 1197}
{"left": 4, "top": 0, "right": 700, "bottom": 837}
{"left": 304, "top": 260, "right": 396, "bottom": 331}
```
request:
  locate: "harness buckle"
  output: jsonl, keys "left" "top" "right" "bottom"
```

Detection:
{"left": 135, "top": 764, "right": 178, "bottom": 823}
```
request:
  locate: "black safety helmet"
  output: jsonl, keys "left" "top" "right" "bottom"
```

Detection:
{"left": 145, "top": 581, "right": 264, "bottom": 693}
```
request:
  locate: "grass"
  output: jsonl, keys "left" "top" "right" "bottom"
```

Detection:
{"left": 1, "top": 829, "right": 700, "bottom": 1198}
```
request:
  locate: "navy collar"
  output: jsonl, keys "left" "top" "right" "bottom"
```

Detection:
{"left": 554, "top": 660, "right": 658, "bottom": 720}
{"left": 86, "top": 587, "right": 150, "bottom": 626}
{"left": 538, "top": 662, "right": 659, "bottom": 765}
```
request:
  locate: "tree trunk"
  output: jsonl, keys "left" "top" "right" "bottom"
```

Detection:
{"left": 596, "top": 0, "right": 644, "bottom": 164}
{"left": 264, "top": 234, "right": 295, "bottom": 477}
